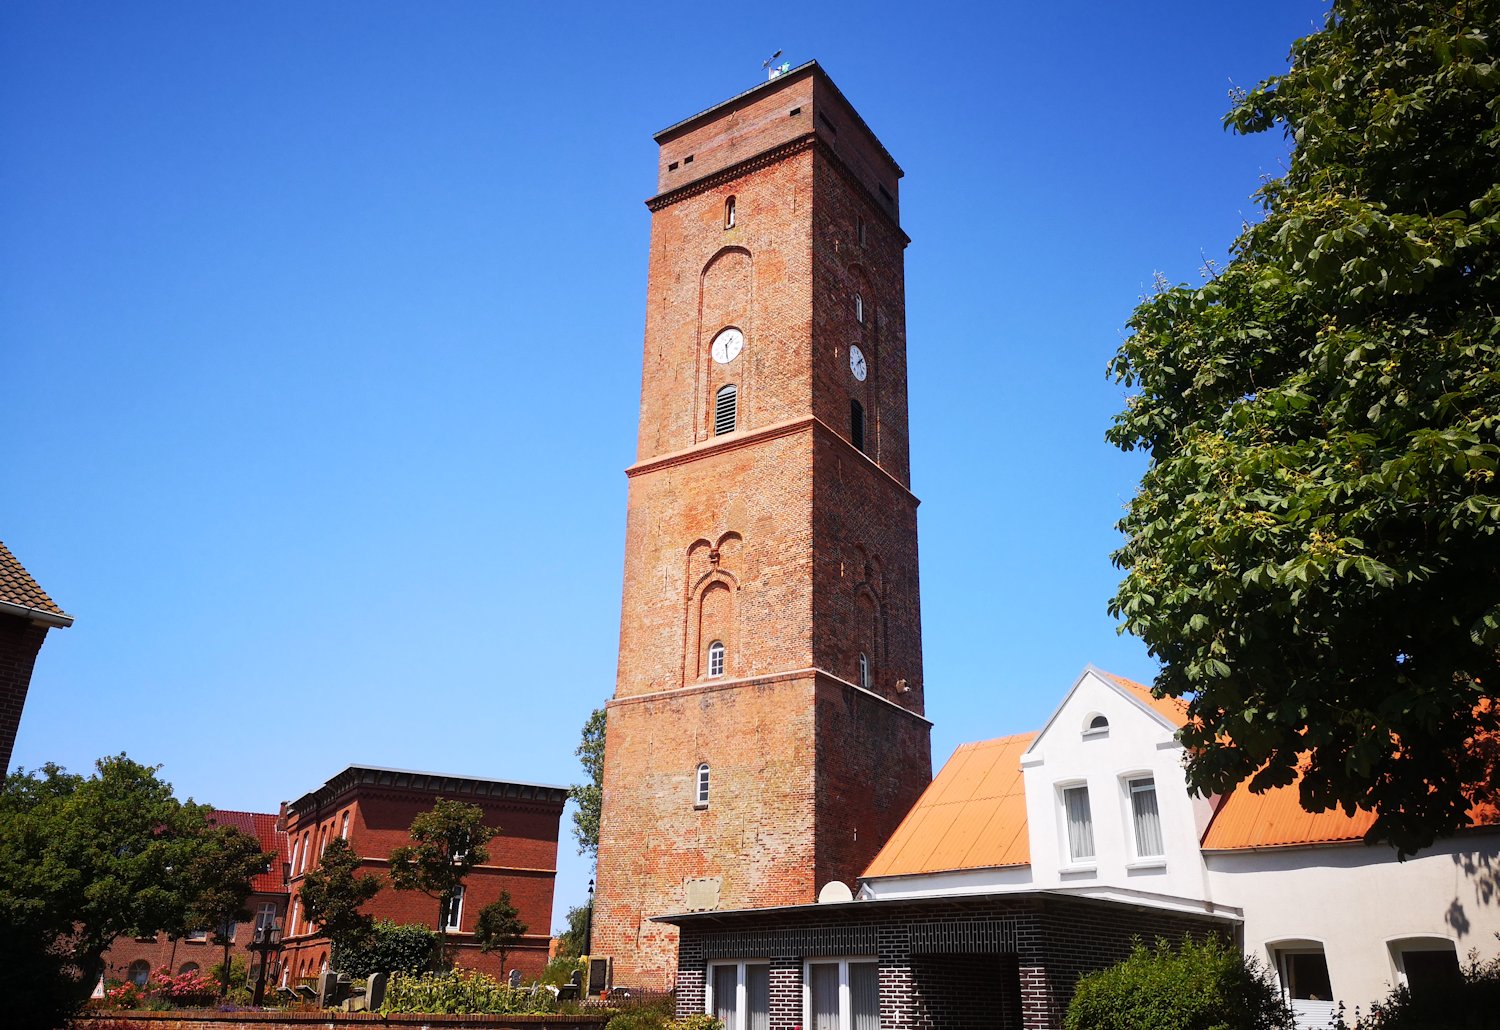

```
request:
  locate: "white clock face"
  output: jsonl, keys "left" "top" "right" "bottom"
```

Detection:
{"left": 849, "top": 344, "right": 868, "bottom": 381}
{"left": 711, "top": 327, "right": 745, "bottom": 364}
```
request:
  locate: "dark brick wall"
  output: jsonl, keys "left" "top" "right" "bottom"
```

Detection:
{"left": 0, "top": 613, "right": 49, "bottom": 773}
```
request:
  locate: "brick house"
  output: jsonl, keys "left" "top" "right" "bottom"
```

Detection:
{"left": 101, "top": 809, "right": 290, "bottom": 988}
{"left": 0, "top": 540, "right": 73, "bottom": 773}
{"left": 278, "top": 765, "right": 568, "bottom": 983}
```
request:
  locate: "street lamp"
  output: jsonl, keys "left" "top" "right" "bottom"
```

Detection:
{"left": 583, "top": 878, "right": 594, "bottom": 957}
{"left": 249, "top": 920, "right": 283, "bottom": 1007}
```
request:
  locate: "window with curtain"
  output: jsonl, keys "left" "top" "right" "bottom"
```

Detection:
{"left": 806, "top": 959, "right": 879, "bottom": 1030}
{"left": 707, "top": 962, "right": 770, "bottom": 1030}
{"left": 1129, "top": 777, "right": 1164, "bottom": 857}
{"left": 1063, "top": 784, "right": 1095, "bottom": 862}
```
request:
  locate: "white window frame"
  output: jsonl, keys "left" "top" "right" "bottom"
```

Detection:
{"left": 1059, "top": 782, "right": 1096, "bottom": 868}
{"left": 257, "top": 902, "right": 278, "bottom": 929}
{"left": 854, "top": 293, "right": 863, "bottom": 323}
{"left": 725, "top": 195, "right": 736, "bottom": 229}
{"left": 708, "top": 640, "right": 726, "bottom": 678}
{"left": 444, "top": 885, "right": 465, "bottom": 931}
{"left": 705, "top": 959, "right": 770, "bottom": 1030}
{"left": 1125, "top": 775, "right": 1165, "bottom": 862}
{"left": 1082, "top": 713, "right": 1109, "bottom": 738}
{"left": 802, "top": 956, "right": 879, "bottom": 1030}
{"left": 696, "top": 763, "right": 711, "bottom": 808}
{"left": 858, "top": 652, "right": 870, "bottom": 690}
{"left": 340, "top": 811, "right": 350, "bottom": 839}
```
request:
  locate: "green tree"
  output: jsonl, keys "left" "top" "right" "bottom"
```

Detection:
{"left": 299, "top": 836, "right": 384, "bottom": 968}
{"left": 337, "top": 920, "right": 439, "bottom": 979}
{"left": 389, "top": 798, "right": 499, "bottom": 965}
{"left": 554, "top": 902, "right": 591, "bottom": 959}
{"left": 1065, "top": 936, "right": 1293, "bottom": 1030}
{"left": 570, "top": 707, "right": 605, "bottom": 858}
{"left": 0, "top": 756, "right": 268, "bottom": 1028}
{"left": 183, "top": 823, "right": 274, "bottom": 996}
{"left": 1107, "top": 0, "right": 1500, "bottom": 855}
{"left": 474, "top": 891, "right": 528, "bottom": 971}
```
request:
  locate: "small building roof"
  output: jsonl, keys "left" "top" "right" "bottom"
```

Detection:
{"left": 863, "top": 732, "right": 1035, "bottom": 878}
{"left": 205, "top": 809, "right": 289, "bottom": 894}
{"left": 287, "top": 764, "right": 569, "bottom": 816}
{"left": 0, "top": 541, "right": 73, "bottom": 627}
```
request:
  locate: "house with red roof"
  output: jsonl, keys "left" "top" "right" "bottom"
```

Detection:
{"left": 658, "top": 666, "right": 1499, "bottom": 1030}
{"left": 0, "top": 540, "right": 73, "bottom": 774}
{"left": 101, "top": 809, "right": 291, "bottom": 989}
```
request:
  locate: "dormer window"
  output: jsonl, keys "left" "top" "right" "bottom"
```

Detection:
{"left": 708, "top": 640, "right": 725, "bottom": 678}
{"left": 715, "top": 385, "right": 737, "bottom": 435}
{"left": 725, "top": 196, "right": 736, "bottom": 229}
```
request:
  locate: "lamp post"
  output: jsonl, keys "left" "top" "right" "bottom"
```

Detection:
{"left": 249, "top": 921, "right": 283, "bottom": 1007}
{"left": 583, "top": 878, "right": 594, "bottom": 957}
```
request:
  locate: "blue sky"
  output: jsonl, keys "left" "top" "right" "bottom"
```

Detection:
{"left": 3, "top": 2, "right": 1329, "bottom": 932}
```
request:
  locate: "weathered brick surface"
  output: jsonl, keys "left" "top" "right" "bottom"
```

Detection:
{"left": 0, "top": 613, "right": 49, "bottom": 772}
{"left": 595, "top": 66, "right": 931, "bottom": 991}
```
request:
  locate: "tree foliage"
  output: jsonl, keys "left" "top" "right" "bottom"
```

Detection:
{"left": 337, "top": 920, "right": 440, "bottom": 979}
{"left": 299, "top": 835, "right": 384, "bottom": 967}
{"left": 0, "top": 756, "right": 269, "bottom": 1028}
{"left": 1108, "top": 0, "right": 1500, "bottom": 855}
{"left": 570, "top": 707, "right": 605, "bottom": 858}
{"left": 554, "top": 902, "right": 591, "bottom": 959}
{"left": 184, "top": 823, "right": 275, "bottom": 996}
{"left": 1065, "top": 936, "right": 1293, "bottom": 1030}
{"left": 388, "top": 798, "right": 498, "bottom": 963}
{"left": 474, "top": 890, "right": 527, "bottom": 970}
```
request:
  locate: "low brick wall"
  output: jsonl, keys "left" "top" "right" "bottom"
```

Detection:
{"left": 74, "top": 1012, "right": 610, "bottom": 1030}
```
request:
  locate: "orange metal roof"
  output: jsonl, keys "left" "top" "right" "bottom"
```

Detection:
{"left": 1097, "top": 670, "right": 1189, "bottom": 728}
{"left": 862, "top": 733, "right": 1035, "bottom": 878}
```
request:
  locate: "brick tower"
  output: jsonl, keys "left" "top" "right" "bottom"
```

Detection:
{"left": 593, "top": 63, "right": 932, "bottom": 989}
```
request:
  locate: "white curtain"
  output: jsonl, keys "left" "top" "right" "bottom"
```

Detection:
{"left": 714, "top": 966, "right": 738, "bottom": 1027}
{"left": 810, "top": 963, "right": 840, "bottom": 1030}
{"left": 850, "top": 962, "right": 879, "bottom": 1030}
{"left": 1131, "top": 780, "right": 1164, "bottom": 856}
{"left": 1065, "top": 786, "right": 1094, "bottom": 860}
{"left": 747, "top": 964, "right": 770, "bottom": 1030}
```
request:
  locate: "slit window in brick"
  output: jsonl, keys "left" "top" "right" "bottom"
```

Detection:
{"left": 715, "top": 385, "right": 738, "bottom": 435}
{"left": 696, "top": 763, "right": 711, "bottom": 807}
{"left": 725, "top": 196, "right": 736, "bottom": 229}
{"left": 850, "top": 399, "right": 865, "bottom": 452}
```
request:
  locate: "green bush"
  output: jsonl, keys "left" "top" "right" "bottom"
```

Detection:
{"left": 380, "top": 968, "right": 558, "bottom": 1015}
{"left": 336, "top": 920, "right": 438, "bottom": 978}
{"left": 1065, "top": 936, "right": 1293, "bottom": 1030}
{"left": 603, "top": 1000, "right": 720, "bottom": 1030}
{"left": 1332, "top": 945, "right": 1500, "bottom": 1030}
{"left": 538, "top": 954, "right": 585, "bottom": 986}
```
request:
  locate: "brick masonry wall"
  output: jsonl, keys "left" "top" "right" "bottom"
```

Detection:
{"left": 279, "top": 786, "right": 562, "bottom": 982}
{"left": 101, "top": 890, "right": 288, "bottom": 984}
{"left": 0, "top": 613, "right": 49, "bottom": 772}
{"left": 596, "top": 67, "right": 927, "bottom": 994}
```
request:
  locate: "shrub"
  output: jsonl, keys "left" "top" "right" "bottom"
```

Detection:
{"left": 337, "top": 920, "right": 439, "bottom": 978}
{"left": 603, "top": 998, "right": 720, "bottom": 1030}
{"left": 1065, "top": 936, "right": 1294, "bottom": 1030}
{"left": 1331, "top": 945, "right": 1500, "bottom": 1030}
{"left": 148, "top": 966, "right": 219, "bottom": 1007}
{"left": 380, "top": 968, "right": 558, "bottom": 1015}
{"left": 538, "top": 954, "right": 586, "bottom": 986}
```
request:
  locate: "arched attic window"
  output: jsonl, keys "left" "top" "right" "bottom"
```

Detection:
{"left": 1083, "top": 713, "right": 1109, "bottom": 736}
{"left": 715, "top": 385, "right": 738, "bottom": 435}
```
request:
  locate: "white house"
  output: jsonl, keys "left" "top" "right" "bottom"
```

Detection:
{"left": 858, "top": 666, "right": 1500, "bottom": 1027}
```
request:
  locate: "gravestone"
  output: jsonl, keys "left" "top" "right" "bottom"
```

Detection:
{"left": 365, "top": 972, "right": 388, "bottom": 1011}
{"left": 317, "top": 970, "right": 340, "bottom": 1007}
{"left": 509, "top": 969, "right": 522, "bottom": 989}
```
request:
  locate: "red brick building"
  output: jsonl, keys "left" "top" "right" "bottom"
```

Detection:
{"left": 101, "top": 810, "right": 290, "bottom": 987}
{"left": 278, "top": 765, "right": 567, "bottom": 982}
{"left": 0, "top": 540, "right": 73, "bottom": 773}
{"left": 593, "top": 62, "right": 933, "bottom": 990}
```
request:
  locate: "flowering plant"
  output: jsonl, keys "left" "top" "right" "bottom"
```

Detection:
{"left": 149, "top": 966, "right": 220, "bottom": 1005}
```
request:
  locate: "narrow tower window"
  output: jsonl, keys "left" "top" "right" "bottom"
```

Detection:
{"left": 724, "top": 196, "right": 736, "bottom": 229}
{"left": 855, "top": 293, "right": 863, "bottom": 323}
{"left": 715, "top": 385, "right": 738, "bottom": 435}
{"left": 857, "top": 218, "right": 867, "bottom": 247}
{"left": 708, "top": 640, "right": 725, "bottom": 677}
{"left": 850, "top": 398, "right": 865, "bottom": 452}
{"left": 859, "top": 652, "right": 871, "bottom": 690}
{"left": 696, "top": 763, "right": 711, "bottom": 807}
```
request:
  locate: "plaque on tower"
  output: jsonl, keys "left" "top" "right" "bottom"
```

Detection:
{"left": 683, "top": 876, "right": 722, "bottom": 912}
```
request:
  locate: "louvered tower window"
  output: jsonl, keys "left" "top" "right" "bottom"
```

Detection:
{"left": 715, "top": 384, "right": 737, "bottom": 435}
{"left": 850, "top": 398, "right": 865, "bottom": 452}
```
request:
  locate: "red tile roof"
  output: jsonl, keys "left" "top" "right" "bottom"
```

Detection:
{"left": 0, "top": 541, "right": 72, "bottom": 623}
{"left": 863, "top": 733, "right": 1035, "bottom": 878}
{"left": 206, "top": 810, "right": 289, "bottom": 893}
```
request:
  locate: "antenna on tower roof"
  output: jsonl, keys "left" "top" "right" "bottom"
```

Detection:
{"left": 762, "top": 50, "right": 789, "bottom": 80}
